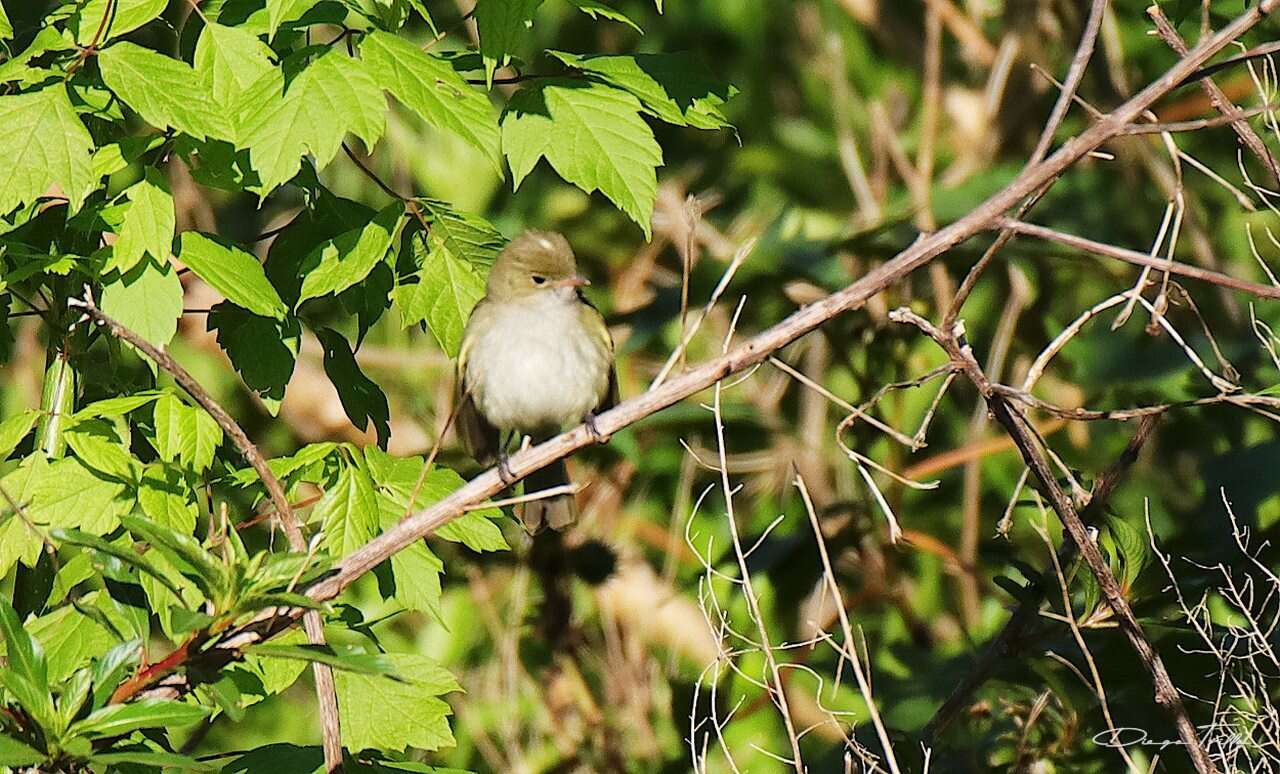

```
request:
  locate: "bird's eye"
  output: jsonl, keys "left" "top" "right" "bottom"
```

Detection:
{"left": 531, "top": 275, "right": 546, "bottom": 285}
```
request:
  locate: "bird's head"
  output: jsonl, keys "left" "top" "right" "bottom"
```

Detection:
{"left": 486, "top": 230, "right": 589, "bottom": 302}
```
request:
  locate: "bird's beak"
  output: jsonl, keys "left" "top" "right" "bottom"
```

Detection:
{"left": 554, "top": 276, "right": 590, "bottom": 288}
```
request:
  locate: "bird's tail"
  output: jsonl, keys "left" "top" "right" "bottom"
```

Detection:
{"left": 520, "top": 459, "right": 575, "bottom": 532}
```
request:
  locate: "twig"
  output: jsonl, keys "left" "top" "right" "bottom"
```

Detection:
{"left": 922, "top": 414, "right": 1159, "bottom": 740}
{"left": 944, "top": 0, "right": 1111, "bottom": 327}
{"left": 67, "top": 291, "right": 345, "bottom": 772}
{"left": 129, "top": 0, "right": 1280, "bottom": 706}
{"left": 894, "top": 306, "right": 1215, "bottom": 772}
{"left": 1149, "top": 5, "right": 1280, "bottom": 186}
{"left": 995, "top": 218, "right": 1280, "bottom": 299}
{"left": 1119, "top": 104, "right": 1278, "bottom": 134}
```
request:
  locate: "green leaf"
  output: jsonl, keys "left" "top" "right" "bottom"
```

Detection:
{"left": 0, "top": 2, "right": 11, "bottom": 41}
{"left": 91, "top": 750, "right": 217, "bottom": 770}
{"left": 70, "top": 0, "right": 168, "bottom": 44}
{"left": 0, "top": 86, "right": 96, "bottom": 214}
{"left": 315, "top": 463, "right": 380, "bottom": 555}
{"left": 99, "top": 257, "right": 183, "bottom": 355}
{"left": 1109, "top": 516, "right": 1150, "bottom": 590}
{"left": 387, "top": 539, "right": 443, "bottom": 620}
{"left": 334, "top": 654, "right": 459, "bottom": 753}
{"left": 179, "top": 232, "right": 288, "bottom": 319}
{"left": 98, "top": 42, "right": 229, "bottom": 141}
{"left": 0, "top": 410, "right": 37, "bottom": 460}
{"left": 366, "top": 451, "right": 507, "bottom": 552}
{"left": 64, "top": 419, "right": 136, "bottom": 482}
{"left": 26, "top": 602, "right": 113, "bottom": 683}
{"left": 90, "top": 640, "right": 141, "bottom": 710}
{"left": 195, "top": 23, "right": 283, "bottom": 146}
{"left": 0, "top": 596, "right": 48, "bottom": 693}
{"left": 137, "top": 464, "right": 198, "bottom": 534}
{"left": 0, "top": 734, "right": 43, "bottom": 768}
{"left": 121, "top": 515, "right": 228, "bottom": 602}
{"left": 243, "top": 49, "right": 386, "bottom": 194}
{"left": 565, "top": 0, "right": 642, "bottom": 32}
{"left": 391, "top": 223, "right": 494, "bottom": 357}
{"left": 152, "top": 395, "right": 223, "bottom": 473}
{"left": 266, "top": 0, "right": 317, "bottom": 37}
{"left": 207, "top": 303, "right": 300, "bottom": 414}
{"left": 546, "top": 50, "right": 735, "bottom": 129}
{"left": 50, "top": 528, "right": 184, "bottom": 597}
{"left": 16, "top": 456, "right": 128, "bottom": 535}
{"left": 247, "top": 644, "right": 397, "bottom": 675}
{"left": 109, "top": 170, "right": 175, "bottom": 274}
{"left": 360, "top": 31, "right": 502, "bottom": 173}
{"left": 315, "top": 328, "right": 391, "bottom": 447}
{"left": 298, "top": 204, "right": 403, "bottom": 304}
{"left": 473, "top": 0, "right": 544, "bottom": 87}
{"left": 70, "top": 698, "right": 209, "bottom": 738}
{"left": 502, "top": 80, "right": 662, "bottom": 236}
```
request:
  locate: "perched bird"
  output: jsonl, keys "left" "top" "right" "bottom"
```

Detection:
{"left": 456, "top": 231, "right": 617, "bottom": 532}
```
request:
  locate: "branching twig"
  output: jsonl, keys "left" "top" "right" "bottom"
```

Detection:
{"left": 892, "top": 307, "right": 1216, "bottom": 772}
{"left": 67, "top": 291, "right": 345, "bottom": 772}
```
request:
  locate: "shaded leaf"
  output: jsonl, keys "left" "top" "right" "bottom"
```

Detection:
{"left": 316, "top": 328, "right": 391, "bottom": 447}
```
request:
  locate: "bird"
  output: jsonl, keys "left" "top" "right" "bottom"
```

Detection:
{"left": 456, "top": 230, "right": 617, "bottom": 532}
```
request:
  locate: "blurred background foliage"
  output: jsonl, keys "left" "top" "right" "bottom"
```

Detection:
{"left": 3, "top": 0, "right": 1280, "bottom": 771}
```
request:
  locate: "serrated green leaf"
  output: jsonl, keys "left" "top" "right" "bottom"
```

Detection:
{"left": 137, "top": 463, "right": 197, "bottom": 534}
{"left": 70, "top": 698, "right": 209, "bottom": 738}
{"left": 19, "top": 456, "right": 128, "bottom": 535}
{"left": 207, "top": 303, "right": 300, "bottom": 414}
{"left": 98, "top": 42, "right": 229, "bottom": 141}
{"left": 73, "top": 392, "right": 164, "bottom": 421}
{"left": 473, "top": 0, "right": 544, "bottom": 87}
{"left": 109, "top": 170, "right": 175, "bottom": 274}
{"left": 546, "top": 50, "right": 735, "bottom": 129}
{"left": 360, "top": 31, "right": 501, "bottom": 173}
{"left": 244, "top": 48, "right": 385, "bottom": 194}
{"left": 502, "top": 80, "right": 661, "bottom": 236}
{"left": 179, "top": 232, "right": 288, "bottom": 319}
{"left": 0, "top": 410, "right": 37, "bottom": 460}
{"left": 366, "top": 450, "right": 507, "bottom": 552}
{"left": 388, "top": 539, "right": 443, "bottom": 620}
{"left": 26, "top": 602, "right": 113, "bottom": 684}
{"left": 334, "top": 653, "right": 459, "bottom": 753}
{"left": 64, "top": 419, "right": 136, "bottom": 482}
{"left": 298, "top": 204, "right": 403, "bottom": 304}
{"left": 70, "top": 0, "right": 168, "bottom": 44}
{"left": 0, "top": 734, "right": 42, "bottom": 767}
{"left": 0, "top": 86, "right": 96, "bottom": 214}
{"left": 316, "top": 328, "right": 391, "bottom": 447}
{"left": 151, "top": 396, "right": 222, "bottom": 474}
{"left": 100, "top": 257, "right": 183, "bottom": 357}
{"left": 392, "top": 226, "right": 492, "bottom": 357}
{"left": 195, "top": 23, "right": 282, "bottom": 146}
{"left": 315, "top": 463, "right": 380, "bottom": 555}
{"left": 565, "top": 0, "right": 642, "bottom": 32}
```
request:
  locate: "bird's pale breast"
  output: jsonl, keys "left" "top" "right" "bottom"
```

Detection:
{"left": 464, "top": 290, "right": 610, "bottom": 434}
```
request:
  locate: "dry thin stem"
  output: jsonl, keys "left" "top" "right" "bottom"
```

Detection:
{"left": 995, "top": 218, "right": 1280, "bottom": 299}
{"left": 796, "top": 474, "right": 903, "bottom": 774}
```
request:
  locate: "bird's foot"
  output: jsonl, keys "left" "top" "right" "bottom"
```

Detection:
{"left": 497, "top": 453, "right": 516, "bottom": 486}
{"left": 584, "top": 412, "right": 610, "bottom": 445}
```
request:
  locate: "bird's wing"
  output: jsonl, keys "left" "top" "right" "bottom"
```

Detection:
{"left": 455, "top": 300, "right": 500, "bottom": 463}
{"left": 578, "top": 292, "right": 618, "bottom": 411}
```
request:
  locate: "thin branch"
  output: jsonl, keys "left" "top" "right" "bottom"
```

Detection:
{"left": 995, "top": 218, "right": 1280, "bottom": 299}
{"left": 1119, "top": 104, "right": 1278, "bottom": 135}
{"left": 922, "top": 414, "right": 1159, "bottom": 740}
{"left": 1150, "top": 5, "right": 1280, "bottom": 185}
{"left": 893, "top": 307, "right": 1216, "bottom": 773}
{"left": 67, "top": 291, "right": 345, "bottom": 772}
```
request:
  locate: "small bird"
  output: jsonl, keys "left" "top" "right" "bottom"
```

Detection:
{"left": 456, "top": 231, "right": 617, "bottom": 532}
